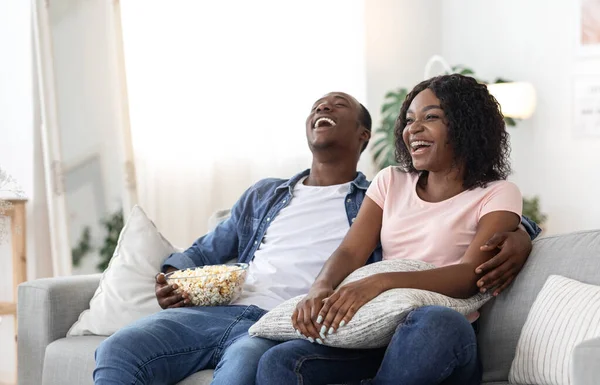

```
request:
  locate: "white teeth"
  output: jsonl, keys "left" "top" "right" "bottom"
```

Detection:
{"left": 410, "top": 140, "right": 432, "bottom": 149}
{"left": 314, "top": 117, "right": 336, "bottom": 128}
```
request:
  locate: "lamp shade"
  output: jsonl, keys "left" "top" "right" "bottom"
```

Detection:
{"left": 486, "top": 82, "right": 536, "bottom": 119}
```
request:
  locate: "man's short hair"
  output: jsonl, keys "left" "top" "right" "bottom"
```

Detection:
{"left": 359, "top": 103, "right": 371, "bottom": 153}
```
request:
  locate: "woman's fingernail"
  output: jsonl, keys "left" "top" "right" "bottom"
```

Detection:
{"left": 172, "top": 284, "right": 178, "bottom": 289}
{"left": 320, "top": 325, "right": 327, "bottom": 334}
{"left": 339, "top": 320, "right": 346, "bottom": 328}
{"left": 328, "top": 327, "right": 335, "bottom": 335}
{"left": 316, "top": 338, "right": 323, "bottom": 345}
{"left": 481, "top": 288, "right": 487, "bottom": 293}
{"left": 295, "top": 329, "right": 301, "bottom": 336}
{"left": 320, "top": 332, "right": 326, "bottom": 340}
{"left": 317, "top": 315, "right": 323, "bottom": 324}
{"left": 307, "top": 337, "right": 315, "bottom": 343}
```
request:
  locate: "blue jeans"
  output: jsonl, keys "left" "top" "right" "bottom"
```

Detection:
{"left": 94, "top": 305, "right": 278, "bottom": 385}
{"left": 256, "top": 306, "right": 481, "bottom": 385}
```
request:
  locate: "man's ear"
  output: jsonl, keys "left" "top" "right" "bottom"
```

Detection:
{"left": 361, "top": 128, "right": 371, "bottom": 142}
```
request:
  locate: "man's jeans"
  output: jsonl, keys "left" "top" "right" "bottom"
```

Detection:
{"left": 256, "top": 306, "right": 482, "bottom": 385}
{"left": 94, "top": 305, "right": 277, "bottom": 385}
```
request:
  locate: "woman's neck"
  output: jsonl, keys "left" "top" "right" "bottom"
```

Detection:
{"left": 417, "top": 168, "right": 465, "bottom": 202}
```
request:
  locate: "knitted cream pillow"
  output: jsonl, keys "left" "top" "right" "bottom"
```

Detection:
{"left": 249, "top": 259, "right": 491, "bottom": 348}
{"left": 509, "top": 275, "right": 600, "bottom": 385}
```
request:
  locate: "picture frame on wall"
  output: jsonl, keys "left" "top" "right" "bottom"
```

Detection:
{"left": 573, "top": 76, "right": 600, "bottom": 138}
{"left": 576, "top": 0, "right": 600, "bottom": 57}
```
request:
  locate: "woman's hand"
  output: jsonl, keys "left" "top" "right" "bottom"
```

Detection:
{"left": 317, "top": 276, "right": 384, "bottom": 335}
{"left": 292, "top": 283, "right": 334, "bottom": 343}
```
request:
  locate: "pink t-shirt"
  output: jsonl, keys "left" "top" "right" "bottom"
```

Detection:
{"left": 366, "top": 167, "right": 523, "bottom": 266}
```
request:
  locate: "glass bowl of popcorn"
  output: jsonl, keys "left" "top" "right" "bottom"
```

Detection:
{"left": 165, "top": 263, "right": 249, "bottom": 306}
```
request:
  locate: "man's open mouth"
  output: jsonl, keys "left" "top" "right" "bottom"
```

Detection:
{"left": 313, "top": 117, "right": 336, "bottom": 129}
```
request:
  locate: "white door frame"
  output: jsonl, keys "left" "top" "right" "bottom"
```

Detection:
{"left": 31, "top": 0, "right": 138, "bottom": 276}
{"left": 31, "top": 0, "right": 71, "bottom": 276}
{"left": 108, "top": 0, "right": 138, "bottom": 214}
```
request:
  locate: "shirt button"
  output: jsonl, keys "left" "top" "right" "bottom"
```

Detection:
{"left": 254, "top": 241, "right": 258, "bottom": 245}
{"left": 282, "top": 200, "right": 287, "bottom": 204}
{"left": 347, "top": 199, "right": 351, "bottom": 203}
{"left": 266, "top": 217, "right": 271, "bottom": 222}
{"left": 352, "top": 217, "right": 356, "bottom": 223}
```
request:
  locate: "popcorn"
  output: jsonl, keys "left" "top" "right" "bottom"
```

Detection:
{"left": 167, "top": 264, "right": 248, "bottom": 306}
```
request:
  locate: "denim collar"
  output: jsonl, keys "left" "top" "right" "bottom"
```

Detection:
{"left": 276, "top": 169, "right": 369, "bottom": 193}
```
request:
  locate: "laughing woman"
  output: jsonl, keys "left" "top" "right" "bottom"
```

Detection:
{"left": 256, "top": 74, "right": 523, "bottom": 385}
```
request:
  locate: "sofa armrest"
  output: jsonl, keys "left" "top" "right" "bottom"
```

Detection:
{"left": 572, "top": 336, "right": 600, "bottom": 385}
{"left": 17, "top": 274, "right": 101, "bottom": 385}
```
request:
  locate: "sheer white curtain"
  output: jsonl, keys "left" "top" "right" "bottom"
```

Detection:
{"left": 119, "top": 0, "right": 367, "bottom": 246}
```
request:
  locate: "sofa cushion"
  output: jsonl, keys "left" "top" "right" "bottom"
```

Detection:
{"left": 478, "top": 230, "right": 600, "bottom": 383}
{"left": 68, "top": 206, "right": 180, "bottom": 336}
{"left": 42, "top": 336, "right": 214, "bottom": 385}
{"left": 42, "top": 336, "right": 106, "bottom": 385}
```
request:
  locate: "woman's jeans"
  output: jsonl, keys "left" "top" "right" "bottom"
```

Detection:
{"left": 94, "top": 305, "right": 278, "bottom": 385}
{"left": 256, "top": 306, "right": 482, "bottom": 385}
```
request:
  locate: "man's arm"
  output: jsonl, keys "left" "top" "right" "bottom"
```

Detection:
{"left": 521, "top": 215, "right": 542, "bottom": 240}
{"left": 156, "top": 215, "right": 242, "bottom": 309}
{"left": 161, "top": 187, "right": 254, "bottom": 272}
{"left": 475, "top": 216, "right": 542, "bottom": 295}
{"left": 155, "top": 187, "right": 255, "bottom": 309}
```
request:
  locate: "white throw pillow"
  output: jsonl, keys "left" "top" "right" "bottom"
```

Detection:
{"left": 249, "top": 259, "right": 491, "bottom": 349}
{"left": 509, "top": 275, "right": 600, "bottom": 385}
{"left": 68, "top": 206, "right": 181, "bottom": 336}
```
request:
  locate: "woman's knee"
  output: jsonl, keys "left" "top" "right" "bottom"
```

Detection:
{"left": 258, "top": 343, "right": 291, "bottom": 368}
{"left": 402, "top": 306, "right": 476, "bottom": 343}
{"left": 256, "top": 341, "right": 304, "bottom": 383}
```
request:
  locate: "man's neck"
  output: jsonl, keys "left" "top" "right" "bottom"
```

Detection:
{"left": 305, "top": 160, "right": 358, "bottom": 187}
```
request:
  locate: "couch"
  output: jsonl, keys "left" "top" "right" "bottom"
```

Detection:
{"left": 18, "top": 229, "right": 600, "bottom": 385}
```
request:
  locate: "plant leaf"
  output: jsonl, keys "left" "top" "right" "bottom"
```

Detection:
{"left": 494, "top": 77, "right": 511, "bottom": 84}
{"left": 504, "top": 117, "right": 517, "bottom": 126}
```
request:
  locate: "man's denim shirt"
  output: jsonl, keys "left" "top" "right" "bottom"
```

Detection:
{"left": 162, "top": 169, "right": 542, "bottom": 272}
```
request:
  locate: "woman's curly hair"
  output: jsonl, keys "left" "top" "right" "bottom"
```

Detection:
{"left": 395, "top": 74, "right": 511, "bottom": 189}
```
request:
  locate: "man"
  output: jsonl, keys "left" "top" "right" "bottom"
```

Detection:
{"left": 94, "top": 92, "right": 539, "bottom": 385}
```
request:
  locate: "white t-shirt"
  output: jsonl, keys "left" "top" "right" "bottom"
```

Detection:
{"left": 233, "top": 178, "right": 351, "bottom": 310}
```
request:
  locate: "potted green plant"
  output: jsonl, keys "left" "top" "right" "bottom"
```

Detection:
{"left": 72, "top": 209, "right": 124, "bottom": 272}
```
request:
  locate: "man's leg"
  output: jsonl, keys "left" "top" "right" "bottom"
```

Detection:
{"left": 365, "top": 306, "right": 481, "bottom": 385}
{"left": 94, "top": 305, "right": 264, "bottom": 385}
{"left": 212, "top": 335, "right": 279, "bottom": 385}
{"left": 256, "top": 339, "right": 385, "bottom": 385}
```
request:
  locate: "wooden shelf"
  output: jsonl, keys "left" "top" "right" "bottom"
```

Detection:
{"left": 0, "top": 302, "right": 17, "bottom": 315}
{"left": 1, "top": 198, "right": 27, "bottom": 383}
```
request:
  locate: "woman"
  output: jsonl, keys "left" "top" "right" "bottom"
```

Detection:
{"left": 256, "top": 74, "right": 523, "bottom": 385}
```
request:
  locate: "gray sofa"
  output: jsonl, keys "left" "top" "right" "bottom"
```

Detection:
{"left": 18, "top": 229, "right": 600, "bottom": 385}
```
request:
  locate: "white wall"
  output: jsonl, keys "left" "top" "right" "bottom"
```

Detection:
{"left": 120, "top": 0, "right": 369, "bottom": 246}
{"left": 363, "top": 0, "right": 443, "bottom": 179}
{"left": 441, "top": 0, "right": 600, "bottom": 234}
